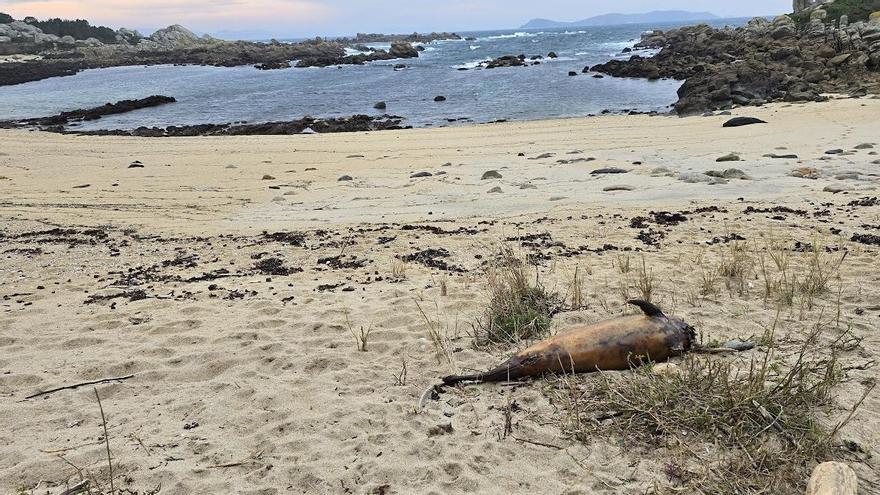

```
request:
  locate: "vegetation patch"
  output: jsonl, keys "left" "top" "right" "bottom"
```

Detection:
{"left": 549, "top": 317, "right": 873, "bottom": 494}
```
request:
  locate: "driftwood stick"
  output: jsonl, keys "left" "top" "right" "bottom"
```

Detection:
{"left": 24, "top": 375, "right": 135, "bottom": 400}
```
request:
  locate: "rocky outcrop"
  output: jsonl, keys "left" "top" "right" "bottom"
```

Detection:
{"left": 340, "top": 32, "right": 461, "bottom": 43}
{"left": 65, "top": 114, "right": 408, "bottom": 137}
{"left": 295, "top": 41, "right": 419, "bottom": 67}
{"left": 590, "top": 14, "right": 880, "bottom": 115}
{"left": 1, "top": 95, "right": 176, "bottom": 128}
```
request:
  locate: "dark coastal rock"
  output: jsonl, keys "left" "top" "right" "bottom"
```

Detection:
{"left": 1, "top": 95, "right": 176, "bottom": 128}
{"left": 254, "top": 61, "right": 291, "bottom": 70}
{"left": 434, "top": 95, "right": 446, "bottom": 102}
{"left": 484, "top": 55, "right": 526, "bottom": 69}
{"left": 588, "top": 18, "right": 880, "bottom": 115}
{"left": 568, "top": 71, "right": 578, "bottom": 76}
{"left": 64, "top": 114, "right": 407, "bottom": 137}
{"left": 722, "top": 117, "right": 767, "bottom": 128}
{"left": 374, "top": 101, "right": 387, "bottom": 110}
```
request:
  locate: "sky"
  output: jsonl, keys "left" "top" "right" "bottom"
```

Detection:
{"left": 0, "top": 0, "right": 793, "bottom": 39}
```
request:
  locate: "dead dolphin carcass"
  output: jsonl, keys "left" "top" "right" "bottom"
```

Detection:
{"left": 443, "top": 300, "right": 695, "bottom": 385}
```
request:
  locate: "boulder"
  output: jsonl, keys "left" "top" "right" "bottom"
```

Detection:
{"left": 389, "top": 41, "right": 419, "bottom": 58}
{"left": 149, "top": 24, "right": 203, "bottom": 49}
{"left": 805, "top": 462, "right": 858, "bottom": 495}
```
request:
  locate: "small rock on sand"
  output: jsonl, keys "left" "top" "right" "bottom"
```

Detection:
{"left": 262, "top": 174, "right": 276, "bottom": 180}
{"left": 679, "top": 172, "right": 726, "bottom": 184}
{"left": 591, "top": 167, "right": 628, "bottom": 175}
{"left": 722, "top": 117, "right": 766, "bottom": 127}
{"left": 129, "top": 161, "right": 144, "bottom": 168}
{"left": 650, "top": 167, "right": 675, "bottom": 177}
{"left": 823, "top": 185, "right": 851, "bottom": 193}
{"left": 790, "top": 167, "right": 820, "bottom": 179}
{"left": 706, "top": 168, "right": 750, "bottom": 180}
{"left": 481, "top": 170, "right": 502, "bottom": 180}
{"left": 763, "top": 153, "right": 798, "bottom": 159}
{"left": 805, "top": 462, "right": 858, "bottom": 495}
{"left": 716, "top": 153, "right": 741, "bottom": 162}
{"left": 854, "top": 143, "right": 874, "bottom": 149}
{"left": 652, "top": 363, "right": 680, "bottom": 376}
{"left": 410, "top": 171, "right": 432, "bottom": 178}
{"left": 603, "top": 185, "right": 634, "bottom": 192}
{"left": 487, "top": 186, "right": 503, "bottom": 193}
{"left": 825, "top": 149, "right": 844, "bottom": 155}
{"left": 549, "top": 196, "right": 567, "bottom": 201}
{"left": 519, "top": 183, "right": 538, "bottom": 189}
{"left": 272, "top": 196, "right": 285, "bottom": 202}
{"left": 338, "top": 175, "right": 353, "bottom": 181}
{"left": 225, "top": 164, "right": 237, "bottom": 169}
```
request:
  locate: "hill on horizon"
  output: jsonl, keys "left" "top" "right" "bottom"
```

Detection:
{"left": 521, "top": 10, "right": 719, "bottom": 29}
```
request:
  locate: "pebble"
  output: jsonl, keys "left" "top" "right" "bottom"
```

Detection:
{"left": 410, "top": 171, "right": 432, "bottom": 178}
{"left": 716, "top": 152, "right": 741, "bottom": 162}
{"left": 823, "top": 184, "right": 852, "bottom": 193}
{"left": 854, "top": 143, "right": 874, "bottom": 149}
{"left": 763, "top": 153, "right": 799, "bottom": 159}
{"left": 434, "top": 95, "right": 447, "bottom": 102}
{"left": 549, "top": 196, "right": 567, "bottom": 201}
{"left": 338, "top": 175, "right": 353, "bottom": 181}
{"left": 262, "top": 174, "right": 276, "bottom": 180}
{"left": 603, "top": 185, "right": 635, "bottom": 192}
{"left": 481, "top": 170, "right": 503, "bottom": 180}
{"left": 591, "top": 167, "right": 628, "bottom": 175}
{"left": 825, "top": 149, "right": 844, "bottom": 155}
{"left": 790, "top": 167, "right": 820, "bottom": 179}
{"left": 519, "top": 183, "right": 538, "bottom": 189}
{"left": 128, "top": 161, "right": 144, "bottom": 168}
{"left": 487, "top": 186, "right": 503, "bottom": 193}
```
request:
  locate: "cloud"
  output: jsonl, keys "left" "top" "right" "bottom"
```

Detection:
{"left": 1, "top": 0, "right": 337, "bottom": 33}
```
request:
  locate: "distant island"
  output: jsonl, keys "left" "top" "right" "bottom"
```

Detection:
{"left": 520, "top": 10, "right": 719, "bottom": 29}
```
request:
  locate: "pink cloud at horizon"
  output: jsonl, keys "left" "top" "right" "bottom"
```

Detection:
{"left": 1, "top": 0, "right": 337, "bottom": 34}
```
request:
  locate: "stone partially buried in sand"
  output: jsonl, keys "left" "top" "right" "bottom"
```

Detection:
{"left": 338, "top": 175, "right": 353, "bottom": 181}
{"left": 790, "top": 167, "right": 820, "bottom": 179}
{"left": 716, "top": 153, "right": 741, "bottom": 162}
{"left": 481, "top": 170, "right": 502, "bottom": 180}
{"left": 603, "top": 185, "right": 635, "bottom": 191}
{"left": 722, "top": 117, "right": 766, "bottom": 128}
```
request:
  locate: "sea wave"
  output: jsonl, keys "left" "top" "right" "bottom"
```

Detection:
{"left": 469, "top": 45, "right": 480, "bottom": 50}
{"left": 481, "top": 31, "right": 541, "bottom": 41}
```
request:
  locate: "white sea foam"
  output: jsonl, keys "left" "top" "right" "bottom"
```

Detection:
{"left": 482, "top": 31, "right": 541, "bottom": 41}
{"left": 469, "top": 45, "right": 480, "bottom": 50}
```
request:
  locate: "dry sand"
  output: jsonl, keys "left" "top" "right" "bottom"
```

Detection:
{"left": 1, "top": 98, "right": 879, "bottom": 494}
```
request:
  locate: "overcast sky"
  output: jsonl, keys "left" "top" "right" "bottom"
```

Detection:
{"left": 1, "top": 0, "right": 792, "bottom": 38}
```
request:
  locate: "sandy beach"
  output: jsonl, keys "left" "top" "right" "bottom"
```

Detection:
{"left": 1, "top": 98, "right": 879, "bottom": 494}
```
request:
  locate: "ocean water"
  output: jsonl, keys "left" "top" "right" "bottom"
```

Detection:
{"left": 0, "top": 19, "right": 747, "bottom": 130}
